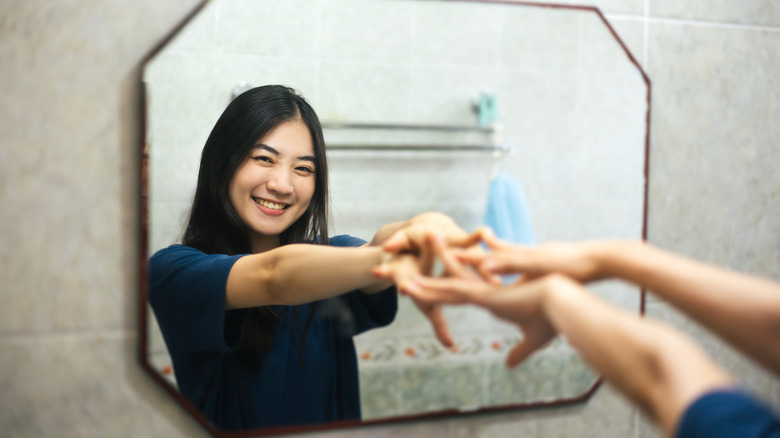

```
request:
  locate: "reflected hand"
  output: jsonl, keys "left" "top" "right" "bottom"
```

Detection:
{"left": 373, "top": 252, "right": 454, "bottom": 348}
{"left": 412, "top": 275, "right": 559, "bottom": 367}
{"left": 382, "top": 212, "right": 479, "bottom": 255}
{"left": 462, "top": 229, "right": 607, "bottom": 284}
{"left": 406, "top": 232, "right": 560, "bottom": 367}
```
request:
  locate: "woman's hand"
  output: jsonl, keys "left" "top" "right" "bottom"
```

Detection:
{"left": 374, "top": 230, "right": 495, "bottom": 349}
{"left": 461, "top": 229, "right": 611, "bottom": 284}
{"left": 381, "top": 212, "right": 479, "bottom": 255}
{"left": 405, "top": 233, "right": 560, "bottom": 367}
{"left": 373, "top": 251, "right": 454, "bottom": 348}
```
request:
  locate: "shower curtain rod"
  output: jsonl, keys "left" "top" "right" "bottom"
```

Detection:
{"left": 321, "top": 121, "right": 495, "bottom": 133}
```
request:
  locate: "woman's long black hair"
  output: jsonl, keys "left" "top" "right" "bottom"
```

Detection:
{"left": 182, "top": 85, "right": 330, "bottom": 369}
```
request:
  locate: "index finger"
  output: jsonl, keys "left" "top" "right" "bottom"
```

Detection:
{"left": 382, "top": 229, "right": 417, "bottom": 253}
{"left": 428, "top": 233, "right": 478, "bottom": 280}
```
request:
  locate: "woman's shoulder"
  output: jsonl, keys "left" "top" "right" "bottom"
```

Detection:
{"left": 149, "top": 244, "right": 201, "bottom": 264}
{"left": 149, "top": 245, "right": 244, "bottom": 274}
{"left": 328, "top": 235, "right": 367, "bottom": 248}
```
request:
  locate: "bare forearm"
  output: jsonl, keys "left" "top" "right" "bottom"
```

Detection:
{"left": 541, "top": 276, "right": 732, "bottom": 436}
{"left": 227, "top": 244, "right": 389, "bottom": 309}
{"left": 595, "top": 241, "right": 780, "bottom": 377}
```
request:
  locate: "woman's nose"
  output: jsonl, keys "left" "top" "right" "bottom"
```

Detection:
{"left": 267, "top": 168, "right": 293, "bottom": 195}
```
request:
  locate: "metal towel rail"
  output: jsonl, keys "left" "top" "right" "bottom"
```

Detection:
{"left": 321, "top": 121, "right": 506, "bottom": 153}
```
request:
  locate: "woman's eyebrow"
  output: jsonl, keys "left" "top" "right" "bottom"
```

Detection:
{"left": 253, "top": 144, "right": 279, "bottom": 155}
{"left": 254, "top": 144, "right": 315, "bottom": 163}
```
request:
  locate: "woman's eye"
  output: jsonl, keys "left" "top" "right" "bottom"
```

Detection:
{"left": 252, "top": 156, "right": 273, "bottom": 164}
{"left": 296, "top": 166, "right": 314, "bottom": 174}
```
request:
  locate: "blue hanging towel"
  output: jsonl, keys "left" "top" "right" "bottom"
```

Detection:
{"left": 484, "top": 173, "right": 535, "bottom": 244}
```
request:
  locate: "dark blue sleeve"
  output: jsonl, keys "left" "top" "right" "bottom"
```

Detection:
{"left": 326, "top": 235, "right": 398, "bottom": 335}
{"left": 148, "top": 245, "right": 249, "bottom": 353}
{"left": 676, "top": 388, "right": 780, "bottom": 438}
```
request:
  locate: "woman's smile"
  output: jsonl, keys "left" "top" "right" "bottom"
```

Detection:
{"left": 253, "top": 197, "right": 289, "bottom": 216}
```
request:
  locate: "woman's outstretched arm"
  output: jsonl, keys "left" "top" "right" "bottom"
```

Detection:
{"left": 466, "top": 233, "right": 780, "bottom": 379}
{"left": 225, "top": 212, "right": 473, "bottom": 313}
{"left": 406, "top": 235, "right": 734, "bottom": 436}
{"left": 226, "top": 243, "right": 391, "bottom": 309}
{"left": 410, "top": 272, "right": 733, "bottom": 437}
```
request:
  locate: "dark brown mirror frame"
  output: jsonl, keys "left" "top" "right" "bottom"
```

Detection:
{"left": 137, "top": 1, "right": 651, "bottom": 436}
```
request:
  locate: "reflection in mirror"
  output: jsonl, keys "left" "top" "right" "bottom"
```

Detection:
{"left": 141, "top": 0, "right": 649, "bottom": 435}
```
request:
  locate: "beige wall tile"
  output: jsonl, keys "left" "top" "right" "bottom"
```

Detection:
{"left": 646, "top": 22, "right": 780, "bottom": 278}
{"left": 0, "top": 334, "right": 207, "bottom": 438}
{"left": 651, "top": 1, "right": 780, "bottom": 27}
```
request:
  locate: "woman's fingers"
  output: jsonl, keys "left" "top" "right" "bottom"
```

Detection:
{"left": 406, "top": 276, "right": 478, "bottom": 304}
{"left": 480, "top": 249, "right": 531, "bottom": 273}
{"left": 382, "top": 229, "right": 415, "bottom": 253}
{"left": 409, "top": 297, "right": 455, "bottom": 348}
{"left": 505, "top": 340, "right": 537, "bottom": 368}
{"left": 429, "top": 233, "right": 472, "bottom": 279}
{"left": 373, "top": 253, "right": 425, "bottom": 293}
{"left": 445, "top": 228, "right": 483, "bottom": 248}
{"left": 479, "top": 227, "right": 510, "bottom": 250}
{"left": 504, "top": 325, "right": 556, "bottom": 368}
{"left": 383, "top": 220, "right": 477, "bottom": 254}
{"left": 418, "top": 242, "right": 435, "bottom": 277}
{"left": 505, "top": 340, "right": 544, "bottom": 368}
{"left": 371, "top": 263, "right": 393, "bottom": 280}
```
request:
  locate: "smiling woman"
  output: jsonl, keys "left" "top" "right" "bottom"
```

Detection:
{"left": 141, "top": 0, "right": 651, "bottom": 436}
{"left": 147, "top": 84, "right": 473, "bottom": 431}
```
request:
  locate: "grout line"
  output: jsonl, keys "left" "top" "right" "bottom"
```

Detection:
{"left": 647, "top": 16, "right": 780, "bottom": 32}
{"left": 603, "top": 13, "right": 645, "bottom": 22}
{"left": 0, "top": 327, "right": 133, "bottom": 343}
{"left": 605, "top": 12, "right": 780, "bottom": 32}
{"left": 643, "top": 0, "right": 650, "bottom": 67}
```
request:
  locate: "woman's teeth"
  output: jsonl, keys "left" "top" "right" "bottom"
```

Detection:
{"left": 256, "top": 199, "right": 286, "bottom": 210}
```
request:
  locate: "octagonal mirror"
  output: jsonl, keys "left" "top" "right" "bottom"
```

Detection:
{"left": 139, "top": 0, "right": 650, "bottom": 436}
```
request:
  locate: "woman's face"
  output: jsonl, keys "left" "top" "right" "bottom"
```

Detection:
{"left": 229, "top": 120, "right": 317, "bottom": 252}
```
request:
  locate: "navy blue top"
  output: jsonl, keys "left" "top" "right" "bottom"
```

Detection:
{"left": 148, "top": 235, "right": 397, "bottom": 431}
{"left": 677, "top": 388, "right": 780, "bottom": 438}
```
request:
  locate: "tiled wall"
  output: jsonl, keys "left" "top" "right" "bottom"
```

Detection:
{"left": 144, "top": 0, "right": 645, "bottom": 421}
{"left": 1, "top": 0, "right": 778, "bottom": 437}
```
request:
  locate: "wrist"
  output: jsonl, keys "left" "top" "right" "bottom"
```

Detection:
{"left": 539, "top": 274, "right": 573, "bottom": 330}
{"left": 366, "top": 245, "right": 389, "bottom": 265}
{"left": 362, "top": 246, "right": 396, "bottom": 294}
{"left": 594, "top": 240, "right": 644, "bottom": 279}
{"left": 541, "top": 274, "right": 591, "bottom": 332}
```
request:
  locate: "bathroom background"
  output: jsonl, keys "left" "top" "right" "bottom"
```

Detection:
{"left": 143, "top": 0, "right": 646, "bottom": 422}
{"left": 1, "top": 0, "right": 778, "bottom": 437}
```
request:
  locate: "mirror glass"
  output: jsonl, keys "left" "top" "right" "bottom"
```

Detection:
{"left": 141, "top": 0, "right": 649, "bottom": 435}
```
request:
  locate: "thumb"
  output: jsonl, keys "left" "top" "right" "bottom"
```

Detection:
{"left": 371, "top": 262, "right": 393, "bottom": 280}
{"left": 382, "top": 232, "right": 411, "bottom": 253}
{"left": 506, "top": 340, "right": 538, "bottom": 368}
{"left": 426, "top": 305, "right": 455, "bottom": 349}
